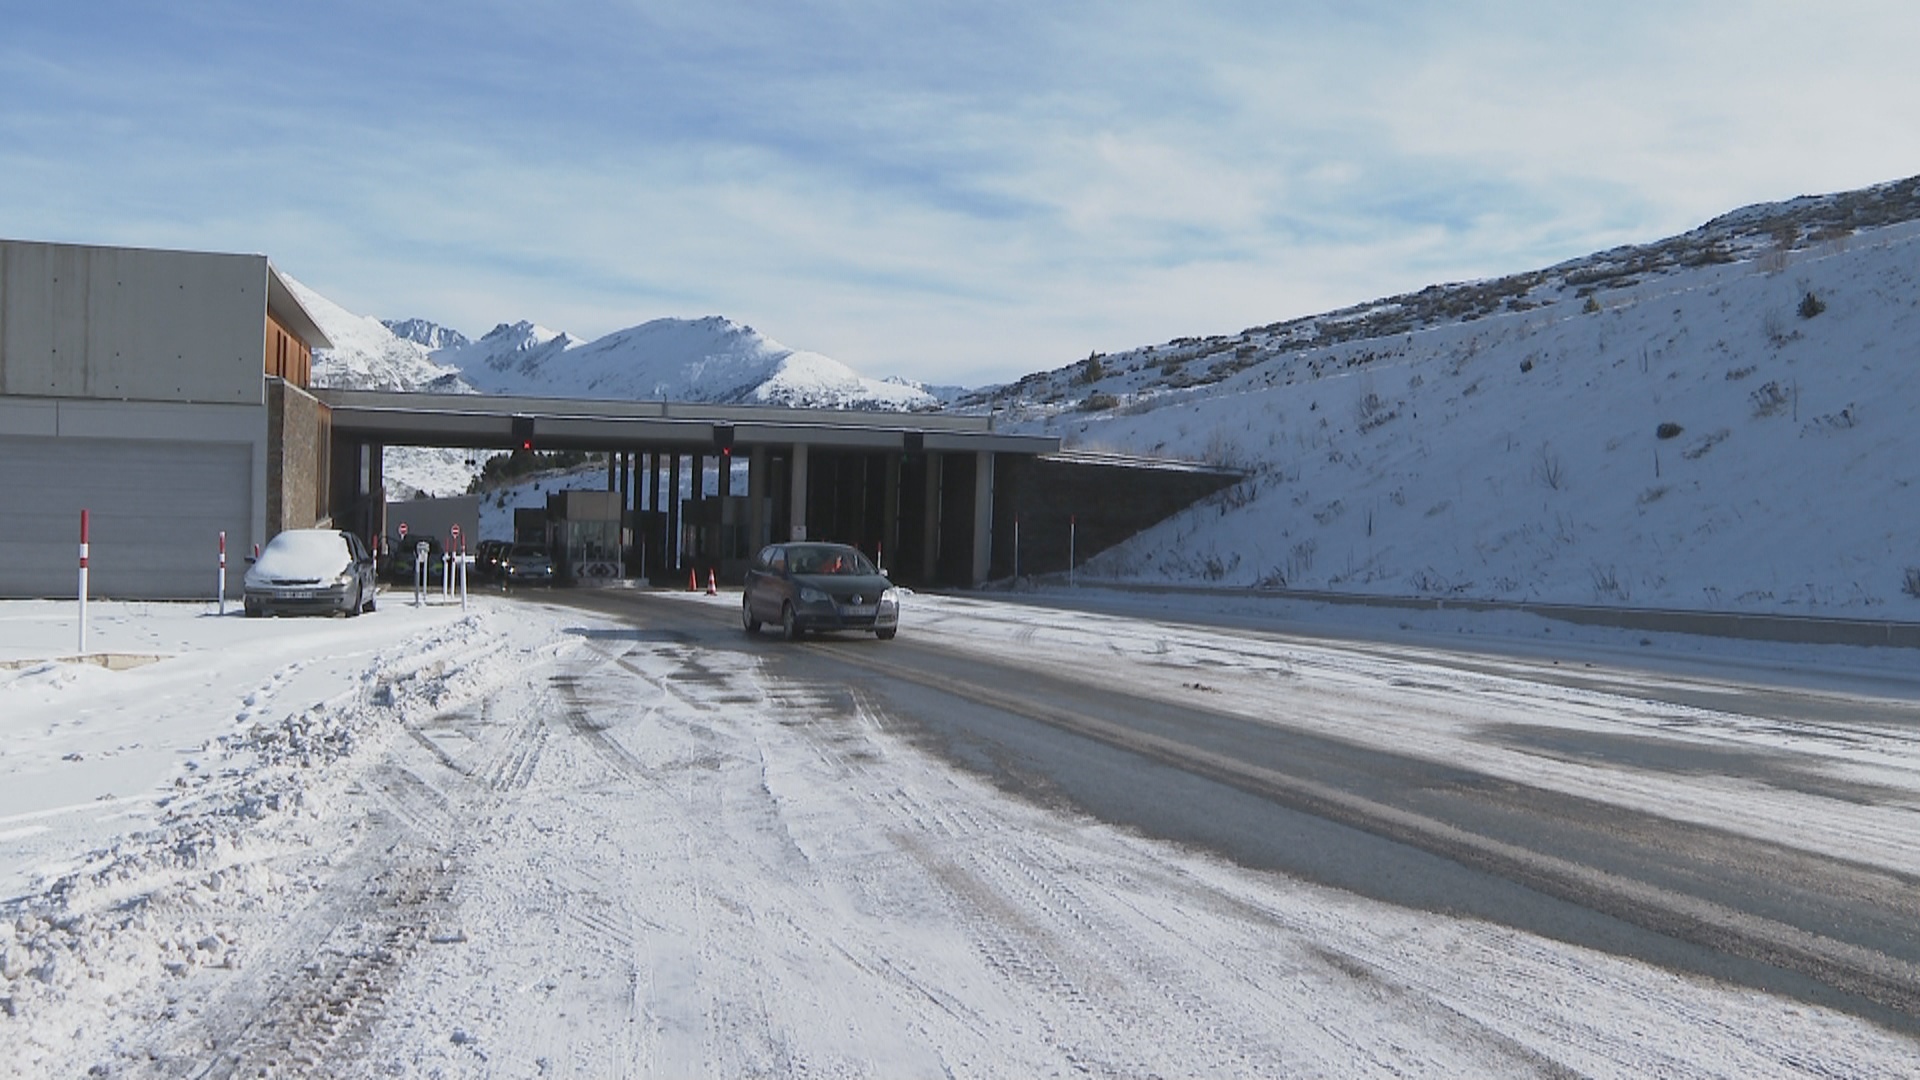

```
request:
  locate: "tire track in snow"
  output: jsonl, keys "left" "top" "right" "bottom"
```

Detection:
{"left": 189, "top": 825, "right": 460, "bottom": 1079}
{"left": 177, "top": 620, "right": 574, "bottom": 1078}
{"left": 752, "top": 680, "right": 1306, "bottom": 1074}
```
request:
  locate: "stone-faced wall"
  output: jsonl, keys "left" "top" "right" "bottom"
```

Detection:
{"left": 266, "top": 377, "right": 329, "bottom": 536}
{"left": 990, "top": 454, "right": 1243, "bottom": 581}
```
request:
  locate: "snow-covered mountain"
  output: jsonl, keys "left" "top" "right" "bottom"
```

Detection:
{"left": 991, "top": 174, "right": 1920, "bottom": 616}
{"left": 382, "top": 317, "right": 470, "bottom": 352}
{"left": 436, "top": 316, "right": 939, "bottom": 411}
{"left": 310, "top": 301, "right": 939, "bottom": 414}
{"left": 285, "top": 277, "right": 473, "bottom": 394}
{"left": 297, "top": 291, "right": 942, "bottom": 496}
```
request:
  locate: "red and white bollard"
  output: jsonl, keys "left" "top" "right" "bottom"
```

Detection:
{"left": 77, "top": 510, "right": 90, "bottom": 654}
{"left": 217, "top": 531, "right": 228, "bottom": 615}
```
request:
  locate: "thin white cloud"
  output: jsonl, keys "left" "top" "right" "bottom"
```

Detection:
{"left": 4, "top": 2, "right": 1918, "bottom": 387}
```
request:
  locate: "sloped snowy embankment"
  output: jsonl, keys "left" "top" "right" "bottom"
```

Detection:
{"left": 1043, "top": 223, "right": 1920, "bottom": 615}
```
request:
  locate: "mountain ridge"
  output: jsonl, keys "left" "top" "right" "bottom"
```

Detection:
{"left": 971, "top": 174, "right": 1920, "bottom": 409}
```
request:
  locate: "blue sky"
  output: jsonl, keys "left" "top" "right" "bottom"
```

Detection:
{"left": 5, "top": 2, "right": 1918, "bottom": 387}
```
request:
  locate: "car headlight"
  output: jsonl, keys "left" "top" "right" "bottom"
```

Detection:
{"left": 799, "top": 586, "right": 829, "bottom": 604}
{"left": 332, "top": 572, "right": 352, "bottom": 588}
{"left": 879, "top": 588, "right": 900, "bottom": 609}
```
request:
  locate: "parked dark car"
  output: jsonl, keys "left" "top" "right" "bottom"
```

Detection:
{"left": 381, "top": 534, "right": 444, "bottom": 584}
{"left": 501, "top": 543, "right": 554, "bottom": 587}
{"left": 244, "top": 529, "right": 377, "bottom": 618}
{"left": 741, "top": 542, "right": 898, "bottom": 641}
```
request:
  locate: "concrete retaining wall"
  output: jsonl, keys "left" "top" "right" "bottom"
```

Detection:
{"left": 1072, "top": 580, "right": 1920, "bottom": 649}
{"left": 992, "top": 455, "right": 1242, "bottom": 581}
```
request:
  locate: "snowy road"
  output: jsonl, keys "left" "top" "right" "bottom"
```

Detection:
{"left": 5, "top": 590, "right": 1920, "bottom": 1076}
{"left": 590, "top": 590, "right": 1920, "bottom": 1027}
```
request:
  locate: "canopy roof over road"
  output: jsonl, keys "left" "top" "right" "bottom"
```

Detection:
{"left": 312, "top": 389, "right": 1061, "bottom": 455}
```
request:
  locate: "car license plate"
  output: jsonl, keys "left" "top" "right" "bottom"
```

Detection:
{"left": 287, "top": 590, "right": 314, "bottom": 599}
{"left": 839, "top": 604, "right": 875, "bottom": 617}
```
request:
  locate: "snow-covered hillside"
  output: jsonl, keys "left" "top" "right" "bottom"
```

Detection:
{"left": 436, "top": 315, "right": 938, "bottom": 411}
{"left": 1000, "top": 184, "right": 1920, "bottom": 617}
{"left": 291, "top": 174, "right": 1920, "bottom": 614}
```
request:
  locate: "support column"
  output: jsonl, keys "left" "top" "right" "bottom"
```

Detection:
{"left": 690, "top": 452, "right": 706, "bottom": 565}
{"left": 971, "top": 451, "right": 994, "bottom": 586}
{"left": 668, "top": 452, "right": 683, "bottom": 573}
{"left": 881, "top": 452, "right": 901, "bottom": 573}
{"left": 789, "top": 443, "right": 810, "bottom": 541}
{"left": 747, "top": 446, "right": 768, "bottom": 554}
{"left": 618, "top": 452, "right": 631, "bottom": 577}
{"left": 921, "top": 452, "right": 940, "bottom": 582}
{"left": 644, "top": 451, "right": 660, "bottom": 579}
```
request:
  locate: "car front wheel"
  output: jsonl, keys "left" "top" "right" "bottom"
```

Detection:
{"left": 876, "top": 627, "right": 896, "bottom": 640}
{"left": 780, "top": 603, "right": 803, "bottom": 642}
{"left": 742, "top": 593, "right": 762, "bottom": 634}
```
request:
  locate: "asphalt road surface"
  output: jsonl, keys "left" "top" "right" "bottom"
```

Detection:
{"left": 551, "top": 586, "right": 1920, "bottom": 1036}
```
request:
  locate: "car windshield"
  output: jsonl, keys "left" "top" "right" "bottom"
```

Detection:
{"left": 789, "top": 545, "right": 876, "bottom": 576}
{"left": 254, "top": 531, "right": 350, "bottom": 578}
{"left": 509, "top": 545, "right": 549, "bottom": 559}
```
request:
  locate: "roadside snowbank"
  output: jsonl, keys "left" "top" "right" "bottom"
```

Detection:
{"left": 0, "top": 596, "right": 586, "bottom": 1063}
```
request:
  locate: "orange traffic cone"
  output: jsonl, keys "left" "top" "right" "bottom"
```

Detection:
{"left": 688, "top": 567, "right": 698, "bottom": 592}
{"left": 706, "top": 569, "right": 719, "bottom": 596}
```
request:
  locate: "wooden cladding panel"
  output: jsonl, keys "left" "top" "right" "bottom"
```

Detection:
{"left": 264, "top": 309, "right": 312, "bottom": 387}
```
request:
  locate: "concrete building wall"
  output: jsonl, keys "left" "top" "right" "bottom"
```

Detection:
{"left": 384, "top": 494, "right": 480, "bottom": 550}
{"left": 0, "top": 239, "right": 334, "bottom": 599}
{"left": 0, "top": 240, "right": 270, "bottom": 406}
{"left": 0, "top": 396, "right": 265, "bottom": 599}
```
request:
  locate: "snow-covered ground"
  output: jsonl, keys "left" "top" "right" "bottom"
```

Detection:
{"left": 4, "top": 591, "right": 1918, "bottom": 1076}
{"left": 1014, "top": 219, "right": 1920, "bottom": 616}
